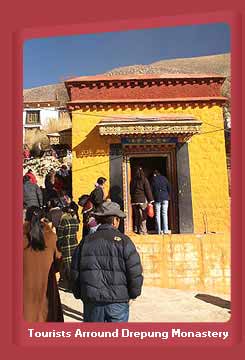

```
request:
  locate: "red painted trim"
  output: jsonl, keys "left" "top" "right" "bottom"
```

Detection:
{"left": 67, "top": 96, "right": 227, "bottom": 103}
{"left": 68, "top": 78, "right": 225, "bottom": 102}
{"left": 67, "top": 96, "right": 227, "bottom": 109}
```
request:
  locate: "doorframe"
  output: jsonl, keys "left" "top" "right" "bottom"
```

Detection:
{"left": 122, "top": 146, "right": 179, "bottom": 233}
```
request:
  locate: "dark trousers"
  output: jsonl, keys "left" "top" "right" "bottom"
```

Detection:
{"left": 83, "top": 302, "right": 129, "bottom": 322}
{"left": 59, "top": 262, "right": 72, "bottom": 290}
{"left": 132, "top": 204, "right": 147, "bottom": 234}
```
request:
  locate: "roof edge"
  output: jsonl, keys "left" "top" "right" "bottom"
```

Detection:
{"left": 65, "top": 74, "right": 226, "bottom": 84}
{"left": 67, "top": 96, "right": 227, "bottom": 105}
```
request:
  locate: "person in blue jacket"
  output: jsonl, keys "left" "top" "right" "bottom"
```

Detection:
{"left": 151, "top": 169, "right": 171, "bottom": 234}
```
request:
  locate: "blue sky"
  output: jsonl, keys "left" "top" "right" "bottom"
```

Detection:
{"left": 23, "top": 23, "right": 230, "bottom": 89}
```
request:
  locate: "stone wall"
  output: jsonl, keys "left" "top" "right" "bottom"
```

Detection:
{"left": 133, "top": 233, "right": 230, "bottom": 295}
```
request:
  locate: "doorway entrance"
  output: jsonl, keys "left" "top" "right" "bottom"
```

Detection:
{"left": 130, "top": 157, "right": 168, "bottom": 179}
{"left": 123, "top": 147, "right": 179, "bottom": 234}
{"left": 130, "top": 157, "right": 168, "bottom": 233}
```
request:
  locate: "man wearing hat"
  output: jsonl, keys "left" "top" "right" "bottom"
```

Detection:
{"left": 74, "top": 201, "right": 143, "bottom": 322}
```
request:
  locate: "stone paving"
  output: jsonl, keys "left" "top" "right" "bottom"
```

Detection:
{"left": 59, "top": 286, "right": 230, "bottom": 323}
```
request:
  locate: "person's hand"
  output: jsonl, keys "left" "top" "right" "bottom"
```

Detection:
{"left": 129, "top": 299, "right": 136, "bottom": 306}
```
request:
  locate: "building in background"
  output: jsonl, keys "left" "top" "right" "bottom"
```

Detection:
{"left": 23, "top": 83, "right": 71, "bottom": 146}
{"left": 59, "top": 127, "right": 72, "bottom": 148}
{"left": 66, "top": 74, "right": 230, "bottom": 295}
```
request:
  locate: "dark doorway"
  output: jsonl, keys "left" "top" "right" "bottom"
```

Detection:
{"left": 130, "top": 157, "right": 167, "bottom": 180}
{"left": 130, "top": 156, "right": 168, "bottom": 233}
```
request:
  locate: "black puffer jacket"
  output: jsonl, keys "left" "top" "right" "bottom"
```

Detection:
{"left": 79, "top": 224, "right": 143, "bottom": 303}
{"left": 23, "top": 181, "right": 43, "bottom": 209}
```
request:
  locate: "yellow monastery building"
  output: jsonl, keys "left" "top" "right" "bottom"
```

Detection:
{"left": 65, "top": 74, "right": 230, "bottom": 294}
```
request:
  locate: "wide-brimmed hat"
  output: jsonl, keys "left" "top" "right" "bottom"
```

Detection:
{"left": 92, "top": 202, "right": 126, "bottom": 218}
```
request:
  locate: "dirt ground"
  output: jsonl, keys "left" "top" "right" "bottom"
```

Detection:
{"left": 59, "top": 286, "right": 230, "bottom": 323}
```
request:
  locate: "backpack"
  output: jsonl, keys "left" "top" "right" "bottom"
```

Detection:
{"left": 78, "top": 194, "right": 90, "bottom": 207}
{"left": 70, "top": 241, "right": 84, "bottom": 299}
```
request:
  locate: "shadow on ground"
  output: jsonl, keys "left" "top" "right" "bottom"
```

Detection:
{"left": 195, "top": 294, "right": 231, "bottom": 311}
{"left": 62, "top": 304, "right": 83, "bottom": 322}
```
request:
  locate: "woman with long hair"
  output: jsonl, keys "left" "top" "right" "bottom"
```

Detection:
{"left": 23, "top": 206, "right": 63, "bottom": 322}
{"left": 130, "top": 167, "right": 154, "bottom": 235}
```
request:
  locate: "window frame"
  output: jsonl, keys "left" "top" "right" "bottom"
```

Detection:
{"left": 25, "top": 110, "right": 41, "bottom": 125}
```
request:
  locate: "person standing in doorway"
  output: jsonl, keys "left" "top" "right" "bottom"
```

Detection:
{"left": 151, "top": 169, "right": 171, "bottom": 234}
{"left": 130, "top": 167, "right": 154, "bottom": 235}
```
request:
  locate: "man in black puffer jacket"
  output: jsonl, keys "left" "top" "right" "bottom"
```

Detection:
{"left": 76, "top": 202, "right": 143, "bottom": 322}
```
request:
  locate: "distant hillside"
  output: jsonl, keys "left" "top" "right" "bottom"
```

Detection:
{"left": 23, "top": 83, "right": 69, "bottom": 106}
{"left": 24, "top": 53, "right": 230, "bottom": 104}
{"left": 105, "top": 53, "right": 230, "bottom": 101}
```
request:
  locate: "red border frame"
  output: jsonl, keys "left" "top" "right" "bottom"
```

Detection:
{"left": 2, "top": 1, "right": 243, "bottom": 358}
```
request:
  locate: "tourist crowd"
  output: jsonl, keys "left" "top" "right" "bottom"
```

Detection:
{"left": 23, "top": 165, "right": 170, "bottom": 323}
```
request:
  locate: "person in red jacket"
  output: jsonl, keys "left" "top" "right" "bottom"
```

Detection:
{"left": 23, "top": 148, "right": 30, "bottom": 160}
{"left": 25, "top": 169, "right": 37, "bottom": 184}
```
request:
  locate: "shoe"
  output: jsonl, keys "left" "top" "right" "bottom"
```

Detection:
{"left": 164, "top": 230, "right": 171, "bottom": 235}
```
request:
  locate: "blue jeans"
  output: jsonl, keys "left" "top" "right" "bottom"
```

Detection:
{"left": 83, "top": 302, "right": 129, "bottom": 322}
{"left": 154, "top": 201, "right": 169, "bottom": 234}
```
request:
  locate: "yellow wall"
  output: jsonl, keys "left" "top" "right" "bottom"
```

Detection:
{"left": 72, "top": 105, "right": 230, "bottom": 294}
{"left": 188, "top": 106, "right": 230, "bottom": 233}
{"left": 72, "top": 105, "right": 230, "bottom": 234}
{"left": 72, "top": 111, "right": 118, "bottom": 202}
